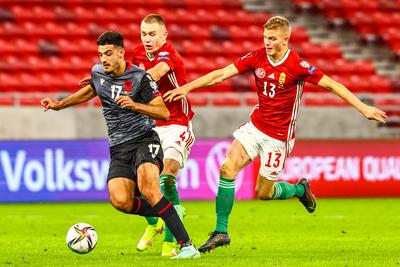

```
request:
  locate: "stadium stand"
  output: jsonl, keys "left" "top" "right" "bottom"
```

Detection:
{"left": 0, "top": 0, "right": 397, "bottom": 94}
{"left": 0, "top": 0, "right": 399, "bottom": 131}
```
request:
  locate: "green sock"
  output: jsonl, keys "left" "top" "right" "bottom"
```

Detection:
{"left": 160, "top": 174, "right": 180, "bottom": 242}
{"left": 142, "top": 195, "right": 158, "bottom": 225}
{"left": 272, "top": 182, "right": 304, "bottom": 200}
{"left": 215, "top": 177, "right": 235, "bottom": 233}
{"left": 160, "top": 174, "right": 180, "bottom": 205}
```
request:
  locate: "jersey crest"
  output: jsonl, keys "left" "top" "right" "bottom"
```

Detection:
{"left": 255, "top": 68, "right": 266, "bottom": 79}
{"left": 278, "top": 72, "right": 286, "bottom": 87}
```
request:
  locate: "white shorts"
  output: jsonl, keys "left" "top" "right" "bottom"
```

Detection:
{"left": 233, "top": 122, "right": 294, "bottom": 180}
{"left": 154, "top": 123, "right": 195, "bottom": 168}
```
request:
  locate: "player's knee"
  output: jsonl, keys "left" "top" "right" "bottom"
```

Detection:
{"left": 110, "top": 194, "right": 132, "bottom": 213}
{"left": 220, "top": 161, "right": 237, "bottom": 178}
{"left": 163, "top": 157, "right": 181, "bottom": 177}
{"left": 141, "top": 187, "right": 162, "bottom": 205}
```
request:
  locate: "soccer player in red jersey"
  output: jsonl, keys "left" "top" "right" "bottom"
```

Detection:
{"left": 164, "top": 16, "right": 387, "bottom": 253}
{"left": 131, "top": 14, "right": 195, "bottom": 256}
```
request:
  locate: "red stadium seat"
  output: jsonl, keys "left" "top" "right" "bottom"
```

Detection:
{"left": 19, "top": 97, "right": 43, "bottom": 106}
{"left": 189, "top": 97, "right": 208, "bottom": 106}
{"left": 187, "top": 24, "right": 210, "bottom": 41}
{"left": 245, "top": 97, "right": 258, "bottom": 106}
{"left": 303, "top": 97, "right": 349, "bottom": 106}
{"left": 0, "top": 97, "right": 14, "bottom": 106}
{"left": 212, "top": 98, "right": 242, "bottom": 106}
{"left": 168, "top": 23, "right": 192, "bottom": 40}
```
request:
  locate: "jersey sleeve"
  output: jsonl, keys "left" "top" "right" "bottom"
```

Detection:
{"left": 234, "top": 51, "right": 257, "bottom": 73}
{"left": 90, "top": 65, "right": 97, "bottom": 89}
{"left": 138, "top": 74, "right": 161, "bottom": 104}
{"left": 297, "top": 59, "right": 324, "bottom": 85}
{"left": 155, "top": 49, "right": 176, "bottom": 70}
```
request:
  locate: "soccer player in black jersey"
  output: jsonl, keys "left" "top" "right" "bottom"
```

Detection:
{"left": 40, "top": 31, "right": 200, "bottom": 259}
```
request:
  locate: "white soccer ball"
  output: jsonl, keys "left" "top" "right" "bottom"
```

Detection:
{"left": 66, "top": 223, "right": 98, "bottom": 254}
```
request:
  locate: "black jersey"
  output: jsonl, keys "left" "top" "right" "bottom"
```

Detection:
{"left": 90, "top": 63, "right": 161, "bottom": 147}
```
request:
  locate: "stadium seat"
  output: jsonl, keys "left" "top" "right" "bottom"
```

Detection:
{"left": 189, "top": 97, "right": 208, "bottom": 106}
{"left": 212, "top": 98, "right": 242, "bottom": 106}
{"left": 0, "top": 7, "right": 14, "bottom": 22}
{"left": 54, "top": 6, "right": 77, "bottom": 22}
{"left": 245, "top": 97, "right": 258, "bottom": 106}
{"left": 0, "top": 97, "right": 14, "bottom": 106}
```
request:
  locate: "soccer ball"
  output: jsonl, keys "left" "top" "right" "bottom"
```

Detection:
{"left": 66, "top": 223, "right": 98, "bottom": 254}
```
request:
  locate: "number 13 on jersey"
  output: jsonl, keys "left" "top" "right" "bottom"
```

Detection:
{"left": 263, "top": 81, "right": 276, "bottom": 98}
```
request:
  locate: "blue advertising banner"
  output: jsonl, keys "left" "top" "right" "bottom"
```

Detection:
{"left": 0, "top": 140, "right": 255, "bottom": 203}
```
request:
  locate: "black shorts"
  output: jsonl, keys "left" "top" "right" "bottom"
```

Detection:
{"left": 107, "top": 130, "right": 164, "bottom": 183}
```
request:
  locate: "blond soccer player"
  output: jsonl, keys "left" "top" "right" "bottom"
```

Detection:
{"left": 164, "top": 16, "right": 386, "bottom": 253}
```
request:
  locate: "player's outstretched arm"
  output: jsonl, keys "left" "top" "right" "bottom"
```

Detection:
{"left": 116, "top": 95, "right": 170, "bottom": 121}
{"left": 164, "top": 64, "right": 239, "bottom": 102}
{"left": 318, "top": 75, "right": 387, "bottom": 123}
{"left": 146, "top": 62, "right": 170, "bottom": 82}
{"left": 40, "top": 85, "right": 97, "bottom": 111}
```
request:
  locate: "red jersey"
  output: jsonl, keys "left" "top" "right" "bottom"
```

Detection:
{"left": 131, "top": 42, "right": 194, "bottom": 127}
{"left": 234, "top": 48, "right": 324, "bottom": 141}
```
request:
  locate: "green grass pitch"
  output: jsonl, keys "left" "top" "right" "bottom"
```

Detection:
{"left": 1, "top": 199, "right": 400, "bottom": 266}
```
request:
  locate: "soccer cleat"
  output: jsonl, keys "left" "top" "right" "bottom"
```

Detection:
{"left": 136, "top": 219, "right": 164, "bottom": 252}
{"left": 297, "top": 178, "right": 317, "bottom": 213}
{"left": 171, "top": 244, "right": 200, "bottom": 259}
{"left": 161, "top": 241, "right": 177, "bottom": 256}
{"left": 198, "top": 231, "right": 231, "bottom": 253}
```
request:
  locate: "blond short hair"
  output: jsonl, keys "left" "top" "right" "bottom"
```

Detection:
{"left": 142, "top": 14, "right": 166, "bottom": 26}
{"left": 264, "top": 16, "right": 291, "bottom": 36}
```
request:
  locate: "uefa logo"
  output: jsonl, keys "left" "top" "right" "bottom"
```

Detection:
{"left": 205, "top": 142, "right": 244, "bottom": 194}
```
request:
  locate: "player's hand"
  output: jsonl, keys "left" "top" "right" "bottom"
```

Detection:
{"left": 78, "top": 76, "right": 92, "bottom": 87}
{"left": 116, "top": 95, "right": 137, "bottom": 110}
{"left": 40, "top": 97, "right": 61, "bottom": 111}
{"left": 163, "top": 87, "right": 189, "bottom": 102}
{"left": 361, "top": 105, "right": 387, "bottom": 123}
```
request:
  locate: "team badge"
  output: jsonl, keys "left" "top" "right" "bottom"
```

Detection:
{"left": 279, "top": 72, "right": 286, "bottom": 87}
{"left": 158, "top": 51, "right": 170, "bottom": 60}
{"left": 300, "top": 60, "right": 310, "bottom": 68}
{"left": 255, "top": 68, "right": 266, "bottom": 79}
{"left": 138, "top": 63, "right": 145, "bottom": 70}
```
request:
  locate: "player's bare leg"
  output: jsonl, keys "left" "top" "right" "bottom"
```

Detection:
{"left": 108, "top": 177, "right": 136, "bottom": 213}
{"left": 199, "top": 140, "right": 251, "bottom": 253}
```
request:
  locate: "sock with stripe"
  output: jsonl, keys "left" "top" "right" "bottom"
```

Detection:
{"left": 130, "top": 196, "right": 159, "bottom": 216}
{"left": 160, "top": 174, "right": 180, "bottom": 205}
{"left": 130, "top": 196, "right": 190, "bottom": 245}
{"left": 152, "top": 196, "right": 190, "bottom": 245}
{"left": 215, "top": 177, "right": 235, "bottom": 233}
{"left": 272, "top": 182, "right": 305, "bottom": 200}
{"left": 143, "top": 174, "right": 180, "bottom": 228}
{"left": 160, "top": 174, "right": 180, "bottom": 242}
{"left": 141, "top": 196, "right": 159, "bottom": 225}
